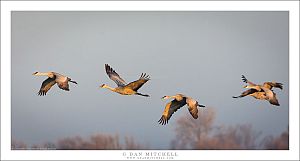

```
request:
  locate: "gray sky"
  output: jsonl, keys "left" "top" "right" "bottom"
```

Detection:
{"left": 11, "top": 11, "right": 288, "bottom": 149}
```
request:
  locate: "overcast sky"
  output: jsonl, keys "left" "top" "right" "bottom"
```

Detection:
{"left": 11, "top": 11, "right": 288, "bottom": 149}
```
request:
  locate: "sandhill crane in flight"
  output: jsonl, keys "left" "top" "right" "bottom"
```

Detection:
{"left": 33, "top": 72, "right": 77, "bottom": 96}
{"left": 158, "top": 94, "right": 205, "bottom": 125}
{"left": 100, "top": 64, "right": 150, "bottom": 97}
{"left": 233, "top": 75, "right": 283, "bottom": 106}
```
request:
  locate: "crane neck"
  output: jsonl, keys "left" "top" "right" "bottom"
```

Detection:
{"left": 104, "top": 85, "right": 116, "bottom": 92}
{"left": 34, "top": 72, "right": 50, "bottom": 76}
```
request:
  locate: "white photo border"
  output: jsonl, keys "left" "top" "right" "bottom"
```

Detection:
{"left": 1, "top": 1, "right": 299, "bottom": 160}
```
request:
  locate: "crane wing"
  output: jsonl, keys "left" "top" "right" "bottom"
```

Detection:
{"left": 125, "top": 73, "right": 150, "bottom": 91}
{"left": 261, "top": 87, "right": 280, "bottom": 106}
{"left": 263, "top": 82, "right": 283, "bottom": 90}
{"left": 158, "top": 99, "right": 186, "bottom": 125}
{"left": 186, "top": 98, "right": 199, "bottom": 119}
{"left": 57, "top": 82, "right": 70, "bottom": 91}
{"left": 233, "top": 88, "right": 258, "bottom": 98}
{"left": 55, "top": 76, "right": 70, "bottom": 91}
{"left": 105, "top": 64, "right": 127, "bottom": 87}
{"left": 38, "top": 77, "right": 56, "bottom": 96}
{"left": 241, "top": 75, "right": 256, "bottom": 86}
{"left": 268, "top": 92, "right": 280, "bottom": 106}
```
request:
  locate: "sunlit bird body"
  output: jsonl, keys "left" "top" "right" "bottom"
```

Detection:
{"left": 158, "top": 94, "right": 205, "bottom": 125}
{"left": 33, "top": 72, "right": 77, "bottom": 96}
{"left": 233, "top": 75, "right": 283, "bottom": 106}
{"left": 100, "top": 64, "right": 150, "bottom": 97}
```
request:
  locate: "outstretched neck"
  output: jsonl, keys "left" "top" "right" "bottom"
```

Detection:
{"left": 33, "top": 72, "right": 55, "bottom": 78}
{"left": 163, "top": 95, "right": 180, "bottom": 100}
{"left": 246, "top": 85, "right": 261, "bottom": 91}
{"left": 103, "top": 85, "right": 116, "bottom": 92}
{"left": 34, "top": 72, "right": 52, "bottom": 76}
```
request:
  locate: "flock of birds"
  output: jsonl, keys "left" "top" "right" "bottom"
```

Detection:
{"left": 33, "top": 64, "right": 283, "bottom": 125}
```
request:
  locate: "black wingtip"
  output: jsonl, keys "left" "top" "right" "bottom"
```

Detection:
{"left": 277, "top": 83, "right": 283, "bottom": 90}
{"left": 105, "top": 64, "right": 110, "bottom": 71}
{"left": 140, "top": 73, "right": 150, "bottom": 80}
{"left": 38, "top": 91, "right": 46, "bottom": 96}
{"left": 158, "top": 117, "right": 168, "bottom": 125}
{"left": 241, "top": 75, "right": 248, "bottom": 83}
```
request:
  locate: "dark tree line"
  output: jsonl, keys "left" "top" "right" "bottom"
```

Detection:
{"left": 12, "top": 134, "right": 146, "bottom": 150}
{"left": 170, "top": 108, "right": 288, "bottom": 150}
{"left": 12, "top": 108, "right": 288, "bottom": 150}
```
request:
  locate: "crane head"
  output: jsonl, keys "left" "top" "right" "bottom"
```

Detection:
{"left": 32, "top": 71, "right": 38, "bottom": 75}
{"left": 100, "top": 84, "right": 107, "bottom": 88}
{"left": 243, "top": 85, "right": 250, "bottom": 88}
{"left": 161, "top": 95, "right": 171, "bottom": 100}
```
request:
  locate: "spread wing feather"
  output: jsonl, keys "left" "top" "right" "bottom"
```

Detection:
{"left": 241, "top": 75, "right": 256, "bottom": 86}
{"left": 125, "top": 73, "right": 150, "bottom": 91}
{"left": 38, "top": 77, "right": 56, "bottom": 96}
{"left": 158, "top": 99, "right": 186, "bottom": 125}
{"left": 105, "top": 64, "right": 127, "bottom": 87}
